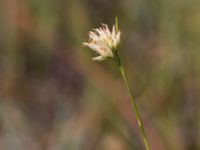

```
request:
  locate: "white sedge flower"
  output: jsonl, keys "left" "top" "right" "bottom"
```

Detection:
{"left": 83, "top": 24, "right": 121, "bottom": 61}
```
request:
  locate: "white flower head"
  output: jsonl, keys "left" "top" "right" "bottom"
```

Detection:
{"left": 83, "top": 23, "right": 121, "bottom": 61}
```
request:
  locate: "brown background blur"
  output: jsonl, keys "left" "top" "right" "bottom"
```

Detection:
{"left": 0, "top": 0, "right": 200, "bottom": 150}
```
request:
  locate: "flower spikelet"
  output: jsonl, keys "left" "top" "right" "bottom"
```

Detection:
{"left": 83, "top": 24, "right": 121, "bottom": 61}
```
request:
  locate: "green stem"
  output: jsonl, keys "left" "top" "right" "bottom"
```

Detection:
{"left": 115, "top": 53, "right": 150, "bottom": 150}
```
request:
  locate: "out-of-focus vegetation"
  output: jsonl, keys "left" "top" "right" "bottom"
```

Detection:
{"left": 0, "top": 0, "right": 200, "bottom": 150}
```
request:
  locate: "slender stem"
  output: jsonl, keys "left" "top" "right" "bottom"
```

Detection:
{"left": 115, "top": 53, "right": 150, "bottom": 150}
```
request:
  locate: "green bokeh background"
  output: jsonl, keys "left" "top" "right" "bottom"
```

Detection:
{"left": 0, "top": 0, "right": 200, "bottom": 149}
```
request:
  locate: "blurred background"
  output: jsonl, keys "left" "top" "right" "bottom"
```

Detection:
{"left": 0, "top": 0, "right": 200, "bottom": 149}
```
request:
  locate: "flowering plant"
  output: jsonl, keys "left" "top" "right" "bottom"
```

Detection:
{"left": 83, "top": 18, "right": 150, "bottom": 150}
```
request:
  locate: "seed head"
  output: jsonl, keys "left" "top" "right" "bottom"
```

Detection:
{"left": 83, "top": 24, "right": 121, "bottom": 61}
